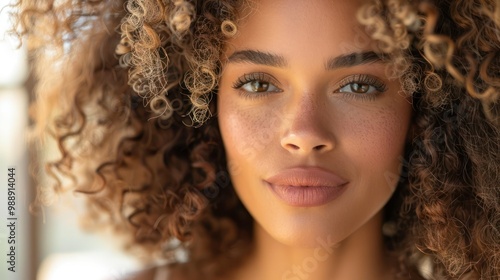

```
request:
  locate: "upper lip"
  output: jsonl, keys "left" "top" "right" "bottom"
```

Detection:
{"left": 265, "top": 166, "right": 348, "bottom": 187}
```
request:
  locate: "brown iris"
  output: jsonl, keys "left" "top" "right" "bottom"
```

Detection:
{"left": 249, "top": 81, "right": 270, "bottom": 92}
{"left": 348, "top": 83, "right": 370, "bottom": 93}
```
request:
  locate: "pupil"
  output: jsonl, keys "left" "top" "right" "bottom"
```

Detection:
{"left": 351, "top": 83, "right": 369, "bottom": 93}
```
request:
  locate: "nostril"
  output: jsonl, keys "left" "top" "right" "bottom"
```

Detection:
{"left": 281, "top": 134, "right": 335, "bottom": 154}
{"left": 286, "top": 143, "right": 301, "bottom": 150}
{"left": 313, "top": 145, "right": 327, "bottom": 151}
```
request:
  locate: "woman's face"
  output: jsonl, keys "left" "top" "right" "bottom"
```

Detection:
{"left": 217, "top": 0, "right": 413, "bottom": 246}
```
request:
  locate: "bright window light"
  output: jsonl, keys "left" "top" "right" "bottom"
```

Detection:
{"left": 0, "top": 1, "right": 28, "bottom": 87}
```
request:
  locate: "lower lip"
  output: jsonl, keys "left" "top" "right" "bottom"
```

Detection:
{"left": 265, "top": 182, "right": 348, "bottom": 207}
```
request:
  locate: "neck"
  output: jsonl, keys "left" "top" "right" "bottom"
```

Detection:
{"left": 228, "top": 212, "right": 397, "bottom": 280}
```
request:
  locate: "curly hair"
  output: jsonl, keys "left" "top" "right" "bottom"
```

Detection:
{"left": 14, "top": 0, "right": 499, "bottom": 279}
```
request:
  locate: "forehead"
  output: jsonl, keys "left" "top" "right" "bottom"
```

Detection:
{"left": 222, "top": 0, "right": 377, "bottom": 67}
{"left": 225, "top": 0, "right": 374, "bottom": 57}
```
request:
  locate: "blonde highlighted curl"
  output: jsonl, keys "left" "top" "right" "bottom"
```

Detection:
{"left": 14, "top": 0, "right": 499, "bottom": 279}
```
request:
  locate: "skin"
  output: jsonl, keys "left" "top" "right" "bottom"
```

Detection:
{"left": 217, "top": 0, "right": 414, "bottom": 280}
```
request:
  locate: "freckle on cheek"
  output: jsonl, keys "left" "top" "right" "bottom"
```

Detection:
{"left": 379, "top": 112, "right": 408, "bottom": 157}
{"left": 356, "top": 111, "right": 405, "bottom": 163}
{"left": 227, "top": 111, "right": 259, "bottom": 155}
{"left": 230, "top": 109, "right": 279, "bottom": 153}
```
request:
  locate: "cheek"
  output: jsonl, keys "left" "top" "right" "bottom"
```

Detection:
{"left": 344, "top": 102, "right": 412, "bottom": 189}
{"left": 217, "top": 97, "right": 282, "bottom": 212}
{"left": 218, "top": 101, "right": 280, "bottom": 165}
{"left": 357, "top": 111, "right": 406, "bottom": 159}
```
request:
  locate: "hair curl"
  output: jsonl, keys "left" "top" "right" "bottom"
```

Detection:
{"left": 358, "top": 0, "right": 500, "bottom": 278}
{"left": 14, "top": 0, "right": 500, "bottom": 279}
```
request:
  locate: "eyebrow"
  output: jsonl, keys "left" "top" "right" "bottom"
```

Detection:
{"left": 226, "top": 50, "right": 386, "bottom": 69}
{"left": 227, "top": 50, "right": 287, "bottom": 68}
{"left": 325, "top": 51, "right": 386, "bottom": 69}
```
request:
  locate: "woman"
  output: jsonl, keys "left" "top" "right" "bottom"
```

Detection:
{"left": 15, "top": 0, "right": 499, "bottom": 279}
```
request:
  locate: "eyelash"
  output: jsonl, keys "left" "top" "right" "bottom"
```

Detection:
{"left": 232, "top": 72, "right": 282, "bottom": 99}
{"left": 333, "top": 74, "right": 387, "bottom": 101}
{"left": 231, "top": 72, "right": 387, "bottom": 101}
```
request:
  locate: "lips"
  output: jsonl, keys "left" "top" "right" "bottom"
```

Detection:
{"left": 264, "top": 167, "right": 348, "bottom": 207}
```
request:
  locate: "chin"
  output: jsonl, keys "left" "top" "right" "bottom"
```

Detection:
{"left": 252, "top": 198, "right": 387, "bottom": 250}
{"left": 255, "top": 209, "right": 354, "bottom": 249}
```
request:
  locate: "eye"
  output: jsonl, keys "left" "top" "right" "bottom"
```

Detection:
{"left": 232, "top": 72, "right": 283, "bottom": 98}
{"left": 241, "top": 80, "right": 280, "bottom": 93}
{"left": 338, "top": 83, "right": 378, "bottom": 94}
{"left": 333, "top": 74, "right": 387, "bottom": 101}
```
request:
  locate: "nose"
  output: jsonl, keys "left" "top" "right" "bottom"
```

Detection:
{"left": 280, "top": 94, "right": 335, "bottom": 155}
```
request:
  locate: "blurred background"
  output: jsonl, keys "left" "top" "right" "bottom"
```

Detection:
{"left": 0, "top": 1, "right": 141, "bottom": 279}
